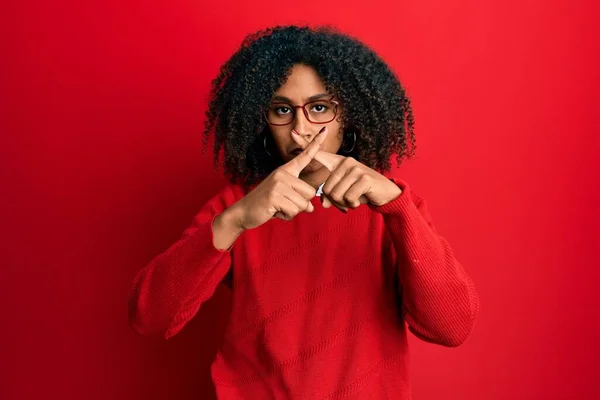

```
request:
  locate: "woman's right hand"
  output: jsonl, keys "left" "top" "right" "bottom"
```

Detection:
{"left": 232, "top": 127, "right": 329, "bottom": 230}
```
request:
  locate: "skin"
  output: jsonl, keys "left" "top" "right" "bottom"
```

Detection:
{"left": 212, "top": 64, "right": 403, "bottom": 250}
{"left": 268, "top": 64, "right": 344, "bottom": 189}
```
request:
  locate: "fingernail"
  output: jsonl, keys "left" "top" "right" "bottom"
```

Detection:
{"left": 319, "top": 126, "right": 327, "bottom": 134}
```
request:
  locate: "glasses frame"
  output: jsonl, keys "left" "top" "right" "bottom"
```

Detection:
{"left": 264, "top": 96, "right": 340, "bottom": 126}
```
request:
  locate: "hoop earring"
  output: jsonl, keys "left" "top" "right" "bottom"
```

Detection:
{"left": 263, "top": 136, "right": 272, "bottom": 157}
{"left": 341, "top": 132, "right": 356, "bottom": 154}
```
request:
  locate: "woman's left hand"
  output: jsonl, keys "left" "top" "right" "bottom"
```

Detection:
{"left": 292, "top": 133, "right": 402, "bottom": 211}
{"left": 316, "top": 151, "right": 402, "bottom": 210}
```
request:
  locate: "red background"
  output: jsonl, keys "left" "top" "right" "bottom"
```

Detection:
{"left": 2, "top": 0, "right": 599, "bottom": 399}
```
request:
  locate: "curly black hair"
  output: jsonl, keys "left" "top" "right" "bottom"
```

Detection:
{"left": 203, "top": 25, "right": 415, "bottom": 188}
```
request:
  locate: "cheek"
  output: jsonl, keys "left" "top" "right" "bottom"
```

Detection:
{"left": 269, "top": 127, "right": 291, "bottom": 150}
{"left": 324, "top": 122, "right": 344, "bottom": 151}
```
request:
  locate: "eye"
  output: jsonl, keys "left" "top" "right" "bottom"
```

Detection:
{"left": 311, "top": 104, "right": 329, "bottom": 113}
{"left": 275, "top": 106, "right": 292, "bottom": 115}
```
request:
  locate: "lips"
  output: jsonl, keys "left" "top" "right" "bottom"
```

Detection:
{"left": 290, "top": 148, "right": 302, "bottom": 155}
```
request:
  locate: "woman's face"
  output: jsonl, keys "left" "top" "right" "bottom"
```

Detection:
{"left": 267, "top": 64, "right": 343, "bottom": 174}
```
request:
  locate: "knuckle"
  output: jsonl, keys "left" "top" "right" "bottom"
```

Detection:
{"left": 344, "top": 195, "right": 359, "bottom": 209}
{"left": 272, "top": 169, "right": 286, "bottom": 180}
{"left": 330, "top": 191, "right": 343, "bottom": 203}
{"left": 267, "top": 188, "right": 279, "bottom": 202}
{"left": 271, "top": 180, "right": 283, "bottom": 191}
{"left": 343, "top": 194, "right": 357, "bottom": 207}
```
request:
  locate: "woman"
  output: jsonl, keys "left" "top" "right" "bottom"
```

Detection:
{"left": 129, "top": 25, "right": 479, "bottom": 399}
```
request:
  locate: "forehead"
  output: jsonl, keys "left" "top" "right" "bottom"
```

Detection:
{"left": 272, "top": 64, "right": 327, "bottom": 102}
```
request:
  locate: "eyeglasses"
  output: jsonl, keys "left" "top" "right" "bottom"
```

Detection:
{"left": 265, "top": 97, "right": 339, "bottom": 126}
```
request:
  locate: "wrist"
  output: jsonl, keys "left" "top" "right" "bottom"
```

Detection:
{"left": 372, "top": 180, "right": 403, "bottom": 207}
{"left": 221, "top": 203, "right": 246, "bottom": 233}
{"left": 389, "top": 183, "right": 402, "bottom": 202}
{"left": 212, "top": 205, "right": 245, "bottom": 251}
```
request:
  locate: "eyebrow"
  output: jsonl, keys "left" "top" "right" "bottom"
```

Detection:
{"left": 271, "top": 93, "right": 330, "bottom": 104}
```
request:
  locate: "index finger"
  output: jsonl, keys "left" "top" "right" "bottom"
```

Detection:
{"left": 313, "top": 150, "right": 345, "bottom": 172}
{"left": 281, "top": 127, "right": 329, "bottom": 177}
{"left": 290, "top": 128, "right": 344, "bottom": 172}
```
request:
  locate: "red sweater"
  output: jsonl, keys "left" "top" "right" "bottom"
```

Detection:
{"left": 128, "top": 178, "right": 479, "bottom": 399}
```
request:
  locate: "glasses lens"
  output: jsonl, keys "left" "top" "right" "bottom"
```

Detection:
{"left": 267, "top": 104, "right": 294, "bottom": 125}
{"left": 266, "top": 100, "right": 337, "bottom": 125}
{"left": 305, "top": 100, "right": 336, "bottom": 123}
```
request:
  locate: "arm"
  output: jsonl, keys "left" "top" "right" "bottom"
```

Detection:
{"left": 128, "top": 133, "right": 331, "bottom": 339}
{"left": 128, "top": 185, "right": 243, "bottom": 339}
{"left": 371, "top": 180, "right": 480, "bottom": 347}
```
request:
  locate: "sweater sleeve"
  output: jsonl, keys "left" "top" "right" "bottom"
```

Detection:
{"left": 128, "top": 185, "right": 241, "bottom": 339}
{"left": 370, "top": 180, "right": 480, "bottom": 347}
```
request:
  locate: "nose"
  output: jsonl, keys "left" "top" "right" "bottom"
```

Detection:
{"left": 292, "top": 109, "right": 313, "bottom": 140}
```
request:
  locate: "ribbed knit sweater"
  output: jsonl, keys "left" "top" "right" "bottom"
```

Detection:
{"left": 128, "top": 178, "right": 479, "bottom": 399}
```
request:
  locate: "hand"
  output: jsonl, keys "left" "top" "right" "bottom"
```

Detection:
{"left": 232, "top": 127, "right": 329, "bottom": 230}
{"left": 291, "top": 131, "right": 402, "bottom": 211}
